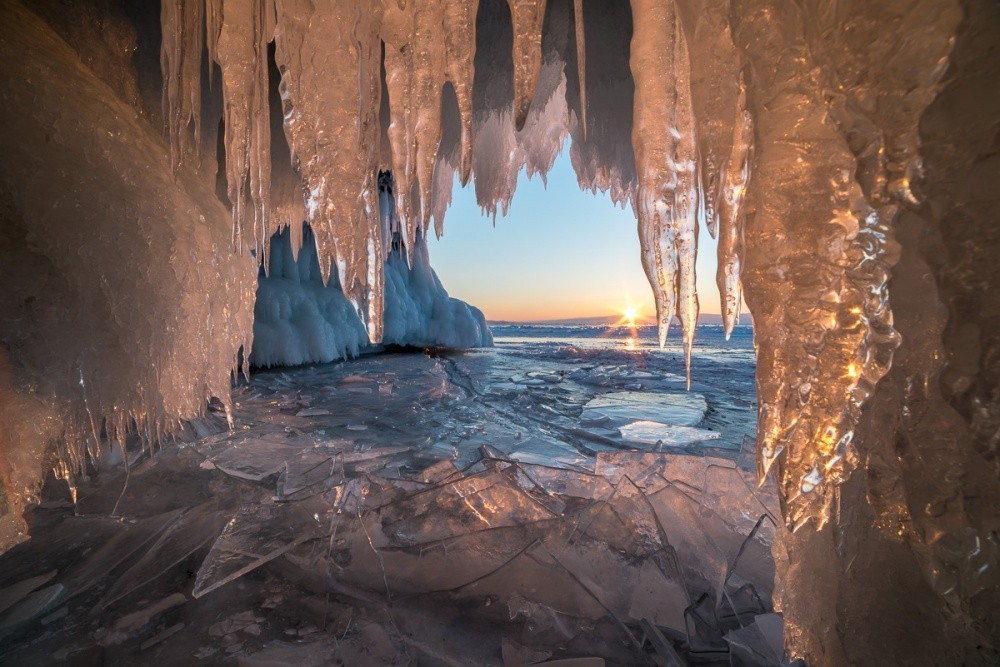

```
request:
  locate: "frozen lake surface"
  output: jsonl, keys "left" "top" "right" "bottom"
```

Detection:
{"left": 0, "top": 324, "right": 777, "bottom": 665}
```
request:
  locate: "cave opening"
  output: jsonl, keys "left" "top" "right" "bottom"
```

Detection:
{"left": 0, "top": 0, "right": 997, "bottom": 665}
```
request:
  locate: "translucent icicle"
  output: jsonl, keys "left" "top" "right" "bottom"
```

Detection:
{"left": 382, "top": 1, "right": 418, "bottom": 259}
{"left": 673, "top": 0, "right": 741, "bottom": 239}
{"left": 215, "top": 0, "right": 273, "bottom": 259}
{"left": 443, "top": 0, "right": 479, "bottom": 186}
{"left": 160, "top": 0, "right": 203, "bottom": 169}
{"left": 273, "top": 0, "right": 385, "bottom": 342}
{"left": 629, "top": 0, "right": 700, "bottom": 383}
{"left": 716, "top": 82, "right": 752, "bottom": 339}
{"left": 673, "top": 22, "right": 699, "bottom": 389}
{"left": 411, "top": 3, "right": 449, "bottom": 248}
{"left": 507, "top": 0, "right": 548, "bottom": 131}
{"left": 573, "top": 0, "right": 586, "bottom": 141}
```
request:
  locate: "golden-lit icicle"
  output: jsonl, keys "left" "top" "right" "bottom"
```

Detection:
{"left": 507, "top": 0, "right": 548, "bottom": 131}
{"left": 205, "top": 0, "right": 222, "bottom": 89}
{"left": 716, "top": 82, "right": 752, "bottom": 339}
{"left": 160, "top": 0, "right": 203, "bottom": 169}
{"left": 412, "top": 2, "right": 449, "bottom": 247}
{"left": 731, "top": 0, "right": 958, "bottom": 530}
{"left": 443, "top": 0, "right": 479, "bottom": 186}
{"left": 273, "top": 0, "right": 385, "bottom": 342}
{"left": 629, "top": 0, "right": 700, "bottom": 383}
{"left": 573, "top": 0, "right": 587, "bottom": 141}
{"left": 216, "top": 0, "right": 273, "bottom": 260}
{"left": 673, "top": 0, "right": 741, "bottom": 239}
{"left": 672, "top": 21, "right": 699, "bottom": 388}
{"left": 382, "top": 0, "right": 417, "bottom": 258}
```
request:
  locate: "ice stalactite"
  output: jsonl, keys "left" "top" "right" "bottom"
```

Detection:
{"left": 471, "top": 0, "right": 570, "bottom": 219}
{"left": 444, "top": 0, "right": 480, "bottom": 188}
{"left": 572, "top": 0, "right": 586, "bottom": 140}
{"left": 0, "top": 0, "right": 256, "bottom": 514}
{"left": 629, "top": 0, "right": 699, "bottom": 387}
{"left": 160, "top": 0, "right": 203, "bottom": 169}
{"left": 215, "top": 0, "right": 274, "bottom": 262}
{"left": 716, "top": 84, "right": 751, "bottom": 339}
{"left": 673, "top": 0, "right": 741, "bottom": 241}
{"left": 565, "top": 0, "right": 635, "bottom": 208}
{"left": 383, "top": 1, "right": 447, "bottom": 261}
{"left": 273, "top": 0, "right": 385, "bottom": 342}
{"left": 506, "top": 0, "right": 547, "bottom": 131}
{"left": 732, "top": 0, "right": 960, "bottom": 531}
{"left": 204, "top": 0, "right": 221, "bottom": 88}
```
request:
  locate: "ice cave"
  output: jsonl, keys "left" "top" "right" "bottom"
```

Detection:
{"left": 0, "top": 0, "right": 997, "bottom": 664}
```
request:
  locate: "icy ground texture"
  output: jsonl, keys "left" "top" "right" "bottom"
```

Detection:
{"left": 0, "top": 346, "right": 779, "bottom": 665}
{"left": 252, "top": 222, "right": 491, "bottom": 368}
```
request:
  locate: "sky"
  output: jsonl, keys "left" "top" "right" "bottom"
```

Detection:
{"left": 428, "top": 149, "right": 725, "bottom": 323}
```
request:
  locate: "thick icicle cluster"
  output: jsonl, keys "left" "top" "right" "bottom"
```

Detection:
{"left": 154, "top": 0, "right": 963, "bottom": 528}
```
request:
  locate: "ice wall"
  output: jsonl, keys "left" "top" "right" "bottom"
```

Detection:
{"left": 0, "top": 1, "right": 256, "bottom": 544}
{"left": 252, "top": 221, "right": 492, "bottom": 368}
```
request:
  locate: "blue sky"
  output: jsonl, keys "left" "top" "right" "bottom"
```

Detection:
{"left": 428, "top": 149, "right": 724, "bottom": 322}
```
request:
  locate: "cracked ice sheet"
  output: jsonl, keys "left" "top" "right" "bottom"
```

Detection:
{"left": 619, "top": 420, "right": 720, "bottom": 448}
{"left": 582, "top": 390, "right": 708, "bottom": 426}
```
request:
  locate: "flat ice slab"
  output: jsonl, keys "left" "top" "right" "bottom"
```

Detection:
{"left": 582, "top": 391, "right": 707, "bottom": 426}
{"left": 619, "top": 420, "right": 720, "bottom": 447}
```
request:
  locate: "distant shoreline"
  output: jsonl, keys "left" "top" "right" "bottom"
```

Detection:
{"left": 488, "top": 314, "right": 752, "bottom": 327}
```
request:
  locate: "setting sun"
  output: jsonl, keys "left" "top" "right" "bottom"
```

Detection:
{"left": 623, "top": 305, "right": 639, "bottom": 327}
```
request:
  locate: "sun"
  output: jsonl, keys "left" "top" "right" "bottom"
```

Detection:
{"left": 622, "top": 305, "right": 639, "bottom": 327}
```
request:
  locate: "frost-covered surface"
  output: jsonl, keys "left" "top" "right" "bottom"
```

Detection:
{"left": 252, "top": 225, "right": 491, "bottom": 368}
{"left": 250, "top": 228, "right": 369, "bottom": 368}
{"left": 383, "top": 233, "right": 493, "bottom": 352}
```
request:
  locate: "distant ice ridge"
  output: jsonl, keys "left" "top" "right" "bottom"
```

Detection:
{"left": 252, "top": 225, "right": 491, "bottom": 368}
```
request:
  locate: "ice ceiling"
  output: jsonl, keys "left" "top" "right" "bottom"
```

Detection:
{"left": 0, "top": 0, "right": 998, "bottom": 663}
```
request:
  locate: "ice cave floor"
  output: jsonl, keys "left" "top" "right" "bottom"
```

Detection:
{"left": 0, "top": 344, "right": 778, "bottom": 666}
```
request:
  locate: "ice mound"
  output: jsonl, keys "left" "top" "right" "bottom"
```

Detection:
{"left": 383, "top": 232, "right": 493, "bottom": 351}
{"left": 251, "top": 227, "right": 370, "bottom": 368}
{"left": 252, "top": 226, "right": 492, "bottom": 367}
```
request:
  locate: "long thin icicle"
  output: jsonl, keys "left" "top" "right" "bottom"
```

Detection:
{"left": 443, "top": 0, "right": 479, "bottom": 186}
{"left": 717, "top": 82, "right": 752, "bottom": 338}
{"left": 573, "top": 0, "right": 586, "bottom": 140}
{"left": 673, "top": 0, "right": 741, "bottom": 240}
{"left": 507, "top": 0, "right": 548, "bottom": 131}
{"left": 205, "top": 0, "right": 222, "bottom": 89}
{"left": 629, "top": 0, "right": 700, "bottom": 386}
{"left": 160, "top": 0, "right": 203, "bottom": 169}
{"left": 215, "top": 0, "right": 273, "bottom": 260}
